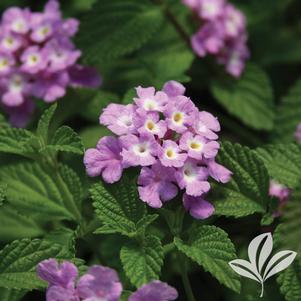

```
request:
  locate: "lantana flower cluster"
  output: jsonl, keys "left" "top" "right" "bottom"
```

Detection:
{"left": 183, "top": 0, "right": 250, "bottom": 77}
{"left": 269, "top": 180, "right": 291, "bottom": 217}
{"left": 37, "top": 259, "right": 178, "bottom": 301}
{"left": 84, "top": 81, "right": 232, "bottom": 220}
{"left": 0, "top": 0, "right": 100, "bottom": 127}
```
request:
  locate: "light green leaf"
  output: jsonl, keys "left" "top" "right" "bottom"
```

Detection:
{"left": 37, "top": 103, "right": 57, "bottom": 143}
{"left": 0, "top": 239, "right": 71, "bottom": 290}
{"left": 211, "top": 64, "right": 274, "bottom": 130}
{"left": 0, "top": 162, "right": 81, "bottom": 221}
{"left": 80, "top": 126, "right": 111, "bottom": 149}
{"left": 91, "top": 175, "right": 146, "bottom": 236}
{"left": 120, "top": 235, "right": 163, "bottom": 287}
{"left": 256, "top": 144, "right": 301, "bottom": 189}
{"left": 0, "top": 127, "right": 38, "bottom": 158}
{"left": 41, "top": 126, "right": 84, "bottom": 155}
{"left": 174, "top": 225, "right": 240, "bottom": 293}
{"left": 273, "top": 78, "right": 301, "bottom": 142}
{"left": 77, "top": 0, "right": 164, "bottom": 66}
{"left": 211, "top": 142, "right": 270, "bottom": 217}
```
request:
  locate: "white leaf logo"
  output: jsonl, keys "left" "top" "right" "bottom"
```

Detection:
{"left": 229, "top": 232, "right": 297, "bottom": 298}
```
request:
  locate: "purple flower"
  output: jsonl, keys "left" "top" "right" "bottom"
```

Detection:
{"left": 77, "top": 266, "right": 122, "bottom": 301}
{"left": 68, "top": 64, "right": 101, "bottom": 88}
{"left": 2, "top": 7, "right": 31, "bottom": 34}
{"left": 223, "top": 4, "right": 246, "bottom": 38}
{"left": 37, "top": 259, "right": 78, "bottom": 288}
{"left": 129, "top": 280, "right": 178, "bottom": 301}
{"left": 175, "top": 159, "right": 210, "bottom": 196}
{"left": 1, "top": 73, "right": 31, "bottom": 106}
{"left": 180, "top": 132, "right": 220, "bottom": 160}
{"left": 197, "top": 0, "right": 225, "bottom": 20}
{"left": 100, "top": 104, "right": 136, "bottom": 135}
{"left": 46, "top": 286, "right": 79, "bottom": 301}
{"left": 183, "top": 193, "right": 215, "bottom": 219}
{"left": 134, "top": 111, "right": 167, "bottom": 138}
{"left": 193, "top": 111, "right": 220, "bottom": 140}
{"left": 0, "top": 53, "right": 14, "bottom": 75}
{"left": 164, "top": 96, "right": 197, "bottom": 133}
{"left": 138, "top": 162, "right": 178, "bottom": 208}
{"left": 162, "top": 80, "right": 186, "bottom": 97}
{"left": 158, "top": 140, "right": 187, "bottom": 168}
{"left": 134, "top": 86, "right": 168, "bottom": 113}
{"left": 0, "top": 33, "right": 23, "bottom": 53}
{"left": 207, "top": 159, "right": 232, "bottom": 183}
{"left": 120, "top": 134, "right": 159, "bottom": 167}
{"left": 84, "top": 136, "right": 124, "bottom": 184}
{"left": 20, "top": 46, "right": 48, "bottom": 74}
{"left": 296, "top": 123, "right": 301, "bottom": 143}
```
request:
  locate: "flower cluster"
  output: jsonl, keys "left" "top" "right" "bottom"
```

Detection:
{"left": 183, "top": 0, "right": 250, "bottom": 77}
{"left": 84, "top": 81, "right": 232, "bottom": 219}
{"left": 37, "top": 259, "right": 178, "bottom": 301}
{"left": 0, "top": 0, "right": 100, "bottom": 127}
{"left": 295, "top": 123, "right": 301, "bottom": 143}
{"left": 269, "top": 180, "right": 291, "bottom": 217}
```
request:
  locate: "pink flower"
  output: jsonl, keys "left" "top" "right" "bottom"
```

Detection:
{"left": 193, "top": 111, "right": 220, "bottom": 140}
{"left": 162, "top": 80, "right": 186, "bottom": 97}
{"left": 180, "top": 132, "right": 220, "bottom": 160}
{"left": 129, "top": 280, "right": 178, "bottom": 301}
{"left": 20, "top": 46, "right": 48, "bottom": 74}
{"left": 134, "top": 86, "right": 168, "bottom": 113}
{"left": 134, "top": 111, "right": 167, "bottom": 138}
{"left": 0, "top": 53, "right": 15, "bottom": 75}
{"left": 84, "top": 136, "right": 124, "bottom": 184}
{"left": 158, "top": 140, "right": 187, "bottom": 168}
{"left": 197, "top": 0, "right": 225, "bottom": 20}
{"left": 100, "top": 104, "right": 136, "bottom": 136}
{"left": 120, "top": 134, "right": 159, "bottom": 167}
{"left": 175, "top": 159, "right": 210, "bottom": 196}
{"left": 2, "top": 7, "right": 31, "bottom": 34}
{"left": 164, "top": 96, "right": 197, "bottom": 133}
{"left": 207, "top": 159, "right": 232, "bottom": 183}
{"left": 183, "top": 193, "right": 215, "bottom": 219}
{"left": 138, "top": 162, "right": 178, "bottom": 208}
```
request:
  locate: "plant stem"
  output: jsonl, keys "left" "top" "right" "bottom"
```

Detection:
{"left": 152, "top": 0, "right": 191, "bottom": 47}
{"left": 260, "top": 281, "right": 264, "bottom": 298}
{"left": 180, "top": 259, "right": 197, "bottom": 301}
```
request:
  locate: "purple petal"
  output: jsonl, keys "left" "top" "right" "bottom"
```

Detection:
{"left": 183, "top": 194, "right": 215, "bottom": 219}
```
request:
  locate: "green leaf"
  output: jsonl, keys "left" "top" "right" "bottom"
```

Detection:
{"left": 91, "top": 174, "right": 146, "bottom": 236}
{"left": 42, "top": 126, "right": 84, "bottom": 155}
{"left": 0, "top": 205, "right": 43, "bottom": 241}
{"left": 0, "top": 162, "right": 81, "bottom": 221}
{"left": 174, "top": 225, "right": 240, "bottom": 293}
{"left": 256, "top": 143, "right": 301, "bottom": 189}
{"left": 77, "top": 0, "right": 164, "bottom": 66}
{"left": 0, "top": 239, "right": 71, "bottom": 290}
{"left": 211, "top": 64, "right": 274, "bottom": 130}
{"left": 0, "top": 127, "right": 38, "bottom": 158}
{"left": 80, "top": 126, "right": 111, "bottom": 149}
{"left": 37, "top": 103, "right": 57, "bottom": 143}
{"left": 273, "top": 78, "right": 301, "bottom": 142}
{"left": 120, "top": 235, "right": 163, "bottom": 287}
{"left": 210, "top": 142, "right": 270, "bottom": 217}
{"left": 0, "top": 288, "right": 25, "bottom": 301}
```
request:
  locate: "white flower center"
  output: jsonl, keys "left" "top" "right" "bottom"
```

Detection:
{"left": 3, "top": 37, "right": 15, "bottom": 49}
{"left": 27, "top": 54, "right": 40, "bottom": 66}
{"left": 202, "top": 2, "right": 219, "bottom": 16}
{"left": 37, "top": 25, "right": 51, "bottom": 38}
{"left": 12, "top": 19, "right": 26, "bottom": 32}
{"left": 172, "top": 112, "right": 184, "bottom": 125}
{"left": 133, "top": 143, "right": 150, "bottom": 157}
{"left": 10, "top": 75, "right": 23, "bottom": 93}
{"left": 118, "top": 115, "right": 133, "bottom": 128}
{"left": 165, "top": 148, "right": 177, "bottom": 159}
{"left": 143, "top": 99, "right": 158, "bottom": 111}
{"left": 183, "top": 165, "right": 197, "bottom": 183}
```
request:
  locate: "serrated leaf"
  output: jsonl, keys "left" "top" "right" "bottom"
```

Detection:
{"left": 211, "top": 64, "right": 274, "bottom": 130}
{"left": 256, "top": 144, "right": 301, "bottom": 189}
{"left": 0, "top": 205, "right": 43, "bottom": 241}
{"left": 174, "top": 225, "right": 241, "bottom": 293}
{"left": 273, "top": 78, "right": 301, "bottom": 142}
{"left": 42, "top": 126, "right": 84, "bottom": 155}
{"left": 0, "top": 127, "right": 38, "bottom": 158}
{"left": 0, "top": 239, "right": 71, "bottom": 290}
{"left": 0, "top": 162, "right": 81, "bottom": 221}
{"left": 211, "top": 142, "right": 270, "bottom": 217}
{"left": 37, "top": 103, "right": 57, "bottom": 143}
{"left": 91, "top": 175, "right": 146, "bottom": 236}
{"left": 120, "top": 235, "right": 163, "bottom": 288}
{"left": 77, "top": 0, "right": 164, "bottom": 66}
